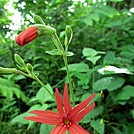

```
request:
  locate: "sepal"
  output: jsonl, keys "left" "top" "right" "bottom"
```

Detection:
{"left": 33, "top": 24, "right": 56, "bottom": 36}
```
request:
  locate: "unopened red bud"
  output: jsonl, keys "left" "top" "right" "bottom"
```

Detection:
{"left": 15, "top": 26, "right": 38, "bottom": 47}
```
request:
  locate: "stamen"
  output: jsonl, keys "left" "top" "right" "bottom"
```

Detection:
{"left": 62, "top": 113, "right": 71, "bottom": 127}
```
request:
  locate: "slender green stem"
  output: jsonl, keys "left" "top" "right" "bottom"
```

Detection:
{"left": 16, "top": 70, "right": 55, "bottom": 100}
{"left": 63, "top": 55, "right": 75, "bottom": 107}
{"left": 16, "top": 70, "right": 33, "bottom": 78}
{"left": 50, "top": 33, "right": 75, "bottom": 106}
{"left": 34, "top": 76, "right": 56, "bottom": 100}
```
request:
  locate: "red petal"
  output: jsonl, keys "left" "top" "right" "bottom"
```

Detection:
{"left": 69, "top": 94, "right": 96, "bottom": 117}
{"left": 55, "top": 88, "right": 64, "bottom": 114}
{"left": 68, "top": 123, "right": 90, "bottom": 134}
{"left": 73, "top": 103, "right": 95, "bottom": 122}
{"left": 51, "top": 124, "right": 66, "bottom": 134}
{"left": 28, "top": 110, "right": 60, "bottom": 116}
{"left": 24, "top": 110, "right": 61, "bottom": 125}
{"left": 64, "top": 83, "right": 72, "bottom": 113}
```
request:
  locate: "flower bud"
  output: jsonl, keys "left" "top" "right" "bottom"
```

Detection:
{"left": 34, "top": 15, "right": 45, "bottom": 24}
{"left": 26, "top": 63, "right": 33, "bottom": 72}
{"left": 33, "top": 24, "right": 56, "bottom": 36}
{"left": 15, "top": 26, "right": 38, "bottom": 47}
{"left": 65, "top": 25, "right": 73, "bottom": 46}
{"left": 0, "top": 67, "right": 17, "bottom": 75}
{"left": 15, "top": 54, "right": 25, "bottom": 67}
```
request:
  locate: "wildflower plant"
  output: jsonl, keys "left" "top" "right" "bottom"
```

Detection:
{"left": 0, "top": 15, "right": 97, "bottom": 134}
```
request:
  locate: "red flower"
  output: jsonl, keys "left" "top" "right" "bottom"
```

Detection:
{"left": 15, "top": 27, "right": 38, "bottom": 47}
{"left": 24, "top": 84, "right": 96, "bottom": 134}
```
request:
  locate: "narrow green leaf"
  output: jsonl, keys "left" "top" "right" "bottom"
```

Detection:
{"left": 45, "top": 49, "right": 62, "bottom": 55}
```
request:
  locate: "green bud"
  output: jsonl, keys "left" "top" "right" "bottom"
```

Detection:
{"left": 26, "top": 63, "right": 33, "bottom": 72}
{"left": 33, "top": 24, "right": 56, "bottom": 36}
{"left": 14, "top": 54, "right": 25, "bottom": 67}
{"left": 34, "top": 15, "right": 45, "bottom": 24}
{"left": 65, "top": 25, "right": 73, "bottom": 46}
{"left": 0, "top": 67, "right": 17, "bottom": 75}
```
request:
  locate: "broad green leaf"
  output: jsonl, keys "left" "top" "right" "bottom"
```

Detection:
{"left": 86, "top": 56, "right": 101, "bottom": 65}
{"left": 60, "top": 62, "right": 89, "bottom": 72}
{"left": 90, "top": 119, "right": 105, "bottom": 134}
{"left": 120, "top": 51, "right": 134, "bottom": 60}
{"left": 112, "top": 127, "right": 123, "bottom": 134}
{"left": 82, "top": 106, "right": 104, "bottom": 123}
{"left": 93, "top": 77, "right": 112, "bottom": 91}
{"left": 83, "top": 48, "right": 98, "bottom": 57}
{"left": 36, "top": 83, "right": 54, "bottom": 103}
{"left": 40, "top": 124, "right": 54, "bottom": 134}
{"left": 116, "top": 85, "right": 134, "bottom": 101}
{"left": 107, "top": 77, "right": 125, "bottom": 91}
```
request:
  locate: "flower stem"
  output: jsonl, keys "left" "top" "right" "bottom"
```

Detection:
{"left": 50, "top": 33, "right": 75, "bottom": 106}
{"left": 16, "top": 70, "right": 56, "bottom": 100}
{"left": 34, "top": 76, "right": 56, "bottom": 100}
{"left": 63, "top": 55, "right": 75, "bottom": 107}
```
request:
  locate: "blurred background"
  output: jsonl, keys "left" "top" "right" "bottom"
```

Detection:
{"left": 0, "top": 0, "right": 134, "bottom": 134}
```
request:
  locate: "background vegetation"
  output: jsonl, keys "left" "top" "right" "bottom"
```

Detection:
{"left": 0, "top": 0, "right": 134, "bottom": 134}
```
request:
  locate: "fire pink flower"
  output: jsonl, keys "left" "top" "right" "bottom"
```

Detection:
{"left": 24, "top": 84, "right": 96, "bottom": 134}
{"left": 15, "top": 26, "right": 38, "bottom": 47}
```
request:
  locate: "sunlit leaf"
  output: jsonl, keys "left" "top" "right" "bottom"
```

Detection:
{"left": 86, "top": 56, "right": 101, "bottom": 65}
{"left": 60, "top": 62, "right": 89, "bottom": 72}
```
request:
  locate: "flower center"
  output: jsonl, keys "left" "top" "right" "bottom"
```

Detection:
{"left": 61, "top": 113, "right": 71, "bottom": 127}
{"left": 64, "top": 119, "right": 70, "bottom": 124}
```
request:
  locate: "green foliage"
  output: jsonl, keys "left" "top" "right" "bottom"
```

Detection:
{"left": 90, "top": 119, "right": 105, "bottom": 134}
{"left": 36, "top": 84, "right": 54, "bottom": 103}
{"left": 0, "top": 0, "right": 134, "bottom": 133}
{"left": 0, "top": 77, "right": 28, "bottom": 102}
{"left": 40, "top": 124, "right": 54, "bottom": 134}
